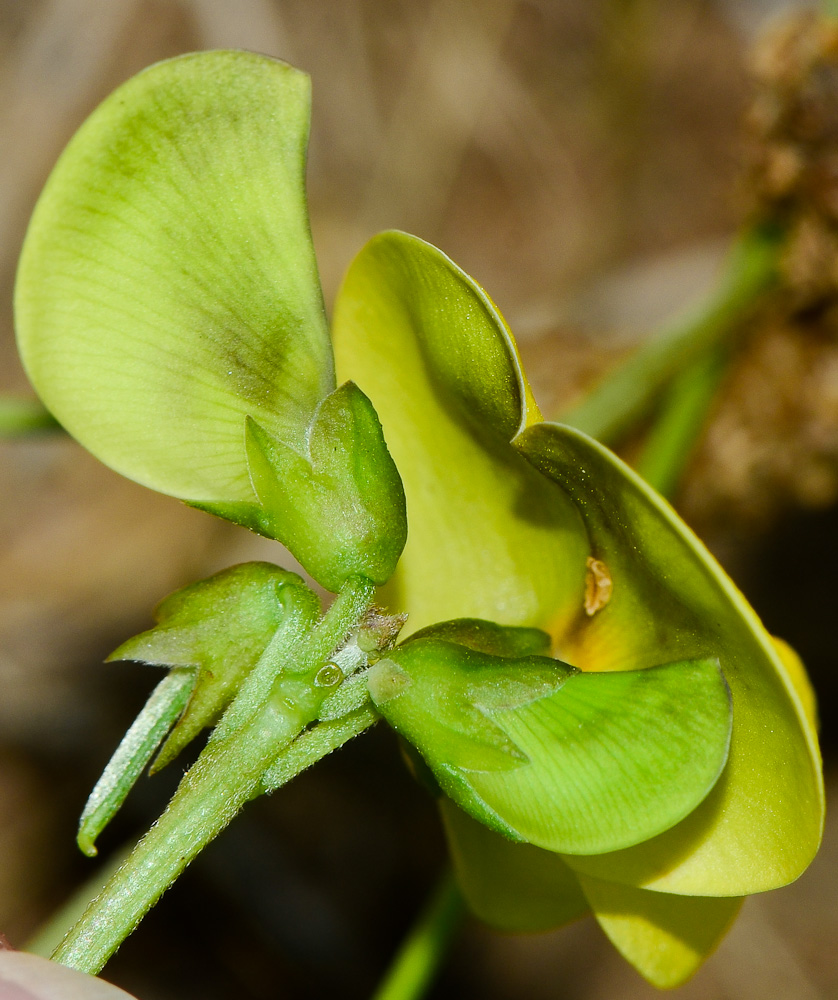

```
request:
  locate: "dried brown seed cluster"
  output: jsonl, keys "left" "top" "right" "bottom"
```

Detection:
{"left": 748, "top": 10, "right": 838, "bottom": 304}
{"left": 681, "top": 317, "right": 838, "bottom": 537}
{"left": 676, "top": 12, "right": 838, "bottom": 541}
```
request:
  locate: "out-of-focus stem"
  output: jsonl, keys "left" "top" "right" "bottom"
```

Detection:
{"left": 559, "top": 224, "right": 782, "bottom": 446}
{"left": 634, "top": 344, "right": 730, "bottom": 500}
{"left": 25, "top": 844, "right": 134, "bottom": 959}
{"left": 370, "top": 870, "right": 466, "bottom": 1000}
{"left": 0, "top": 397, "right": 58, "bottom": 434}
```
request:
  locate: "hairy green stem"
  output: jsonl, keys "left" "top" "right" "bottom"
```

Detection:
{"left": 52, "top": 576, "right": 375, "bottom": 974}
{"left": 559, "top": 224, "right": 782, "bottom": 445}
{"left": 370, "top": 870, "right": 466, "bottom": 1000}
{"left": 25, "top": 844, "right": 135, "bottom": 959}
{"left": 53, "top": 693, "right": 303, "bottom": 971}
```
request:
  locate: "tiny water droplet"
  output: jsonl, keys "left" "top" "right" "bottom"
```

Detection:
{"left": 315, "top": 662, "right": 343, "bottom": 687}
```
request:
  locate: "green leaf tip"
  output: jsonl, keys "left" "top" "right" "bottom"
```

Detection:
{"left": 370, "top": 635, "right": 732, "bottom": 856}
{"left": 16, "top": 49, "right": 333, "bottom": 505}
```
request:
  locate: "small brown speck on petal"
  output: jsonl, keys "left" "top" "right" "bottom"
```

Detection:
{"left": 584, "top": 557, "right": 613, "bottom": 616}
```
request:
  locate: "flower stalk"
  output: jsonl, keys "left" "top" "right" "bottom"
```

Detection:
{"left": 53, "top": 576, "right": 377, "bottom": 974}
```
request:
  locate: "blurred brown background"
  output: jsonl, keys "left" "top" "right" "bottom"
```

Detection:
{"left": 1, "top": 1, "right": 836, "bottom": 998}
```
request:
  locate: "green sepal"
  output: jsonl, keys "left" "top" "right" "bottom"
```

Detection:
{"left": 239, "top": 382, "right": 406, "bottom": 592}
{"left": 369, "top": 638, "right": 572, "bottom": 767}
{"left": 16, "top": 51, "right": 333, "bottom": 504}
{"left": 370, "top": 639, "right": 732, "bottom": 855}
{"left": 109, "top": 562, "right": 319, "bottom": 769}
{"left": 257, "top": 703, "right": 380, "bottom": 796}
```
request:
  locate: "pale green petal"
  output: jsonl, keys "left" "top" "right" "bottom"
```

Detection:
{"left": 439, "top": 798, "right": 589, "bottom": 932}
{"left": 16, "top": 51, "right": 333, "bottom": 502}
{"left": 332, "top": 230, "right": 588, "bottom": 633}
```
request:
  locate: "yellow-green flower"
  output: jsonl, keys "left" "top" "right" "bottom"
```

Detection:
{"left": 13, "top": 50, "right": 823, "bottom": 988}
{"left": 331, "top": 231, "right": 823, "bottom": 987}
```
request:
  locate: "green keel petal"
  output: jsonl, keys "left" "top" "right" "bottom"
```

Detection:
{"left": 515, "top": 423, "right": 823, "bottom": 894}
{"left": 16, "top": 51, "right": 333, "bottom": 503}
{"left": 332, "top": 231, "right": 588, "bottom": 633}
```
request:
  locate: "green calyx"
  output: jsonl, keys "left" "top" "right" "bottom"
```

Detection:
{"left": 196, "top": 382, "right": 407, "bottom": 592}
{"left": 76, "top": 565, "right": 401, "bottom": 862}
{"left": 108, "top": 562, "right": 319, "bottom": 771}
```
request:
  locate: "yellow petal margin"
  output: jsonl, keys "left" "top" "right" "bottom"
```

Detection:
{"left": 515, "top": 423, "right": 823, "bottom": 895}
{"left": 439, "top": 799, "right": 589, "bottom": 932}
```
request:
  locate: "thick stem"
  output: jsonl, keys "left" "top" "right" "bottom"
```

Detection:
{"left": 559, "top": 224, "right": 782, "bottom": 445}
{"left": 370, "top": 870, "right": 466, "bottom": 1000}
{"left": 52, "top": 576, "right": 376, "bottom": 974}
